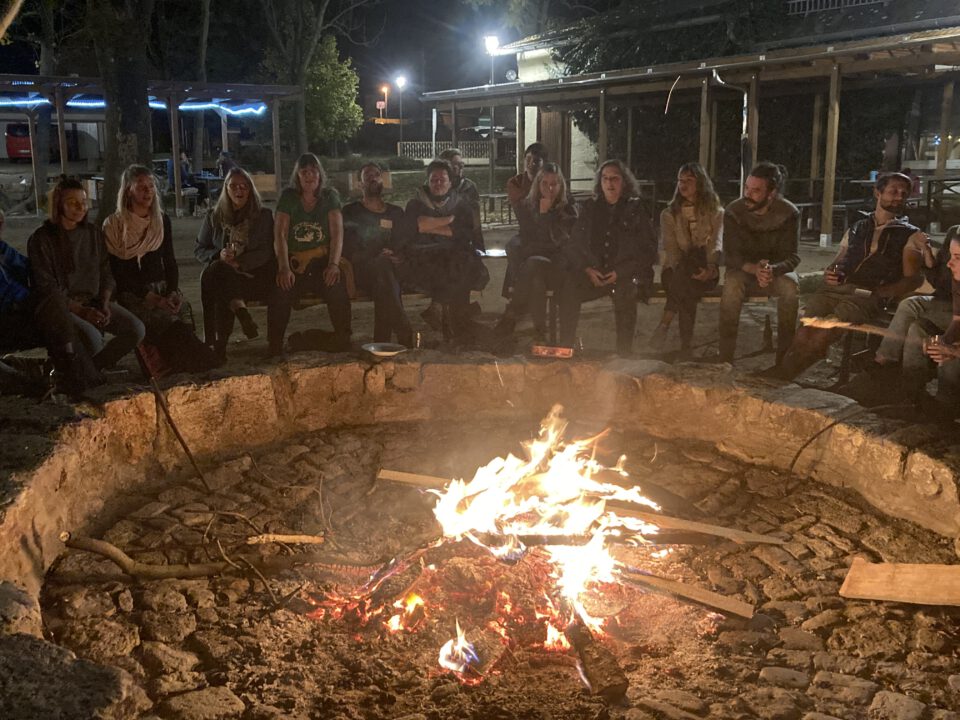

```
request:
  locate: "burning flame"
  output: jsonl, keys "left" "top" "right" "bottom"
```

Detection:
{"left": 430, "top": 405, "right": 659, "bottom": 632}
{"left": 438, "top": 619, "right": 479, "bottom": 674}
{"left": 385, "top": 592, "right": 426, "bottom": 633}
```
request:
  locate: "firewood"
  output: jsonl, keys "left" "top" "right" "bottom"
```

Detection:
{"left": 840, "top": 556, "right": 960, "bottom": 606}
{"left": 245, "top": 533, "right": 326, "bottom": 546}
{"left": 620, "top": 569, "right": 754, "bottom": 619}
{"left": 564, "top": 621, "right": 629, "bottom": 701}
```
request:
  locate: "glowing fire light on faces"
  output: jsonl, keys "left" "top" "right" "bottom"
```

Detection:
{"left": 438, "top": 619, "right": 479, "bottom": 674}
{"left": 430, "top": 405, "right": 661, "bottom": 635}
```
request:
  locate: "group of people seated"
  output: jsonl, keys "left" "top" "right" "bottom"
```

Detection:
{"left": 1, "top": 144, "right": 957, "bottom": 416}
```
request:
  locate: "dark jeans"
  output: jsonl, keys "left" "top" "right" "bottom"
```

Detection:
{"left": 200, "top": 260, "right": 274, "bottom": 350}
{"left": 719, "top": 269, "right": 799, "bottom": 362}
{"left": 406, "top": 241, "right": 477, "bottom": 306}
{"left": 269, "top": 259, "right": 351, "bottom": 353}
{"left": 354, "top": 254, "right": 413, "bottom": 345}
{"left": 662, "top": 260, "right": 718, "bottom": 349}
{"left": 507, "top": 255, "right": 561, "bottom": 333}
{"left": 559, "top": 270, "right": 637, "bottom": 354}
{"left": 502, "top": 234, "right": 522, "bottom": 299}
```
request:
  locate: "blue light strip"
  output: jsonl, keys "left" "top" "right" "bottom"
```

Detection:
{"left": 0, "top": 95, "right": 267, "bottom": 114}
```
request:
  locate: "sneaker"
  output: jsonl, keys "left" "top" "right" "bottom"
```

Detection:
{"left": 236, "top": 307, "right": 259, "bottom": 339}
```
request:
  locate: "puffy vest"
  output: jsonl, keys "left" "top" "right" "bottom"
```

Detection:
{"left": 840, "top": 215, "right": 918, "bottom": 289}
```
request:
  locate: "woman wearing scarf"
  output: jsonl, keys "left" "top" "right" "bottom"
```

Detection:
{"left": 398, "top": 159, "right": 487, "bottom": 341}
{"left": 28, "top": 177, "right": 144, "bottom": 392}
{"left": 103, "top": 165, "right": 217, "bottom": 374}
{"left": 270, "top": 153, "right": 350, "bottom": 357}
{"left": 195, "top": 167, "right": 275, "bottom": 362}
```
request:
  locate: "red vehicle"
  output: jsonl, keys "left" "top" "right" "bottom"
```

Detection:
{"left": 5, "top": 123, "right": 31, "bottom": 162}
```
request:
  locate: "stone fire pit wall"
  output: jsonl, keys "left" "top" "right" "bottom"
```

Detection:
{"left": 2, "top": 353, "right": 959, "bottom": 603}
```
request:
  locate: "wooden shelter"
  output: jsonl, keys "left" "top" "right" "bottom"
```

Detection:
{"left": 421, "top": 26, "right": 960, "bottom": 244}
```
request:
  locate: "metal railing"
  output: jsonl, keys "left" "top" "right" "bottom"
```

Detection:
{"left": 397, "top": 140, "right": 491, "bottom": 160}
{"left": 925, "top": 178, "right": 960, "bottom": 230}
{"left": 785, "top": 0, "right": 883, "bottom": 15}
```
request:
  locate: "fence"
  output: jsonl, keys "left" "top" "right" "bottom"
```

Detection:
{"left": 784, "top": 0, "right": 883, "bottom": 15}
{"left": 397, "top": 141, "right": 491, "bottom": 160}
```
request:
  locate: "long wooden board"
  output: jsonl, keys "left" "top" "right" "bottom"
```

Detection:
{"left": 620, "top": 571, "right": 755, "bottom": 618}
{"left": 376, "top": 468, "right": 784, "bottom": 546}
{"left": 840, "top": 556, "right": 960, "bottom": 606}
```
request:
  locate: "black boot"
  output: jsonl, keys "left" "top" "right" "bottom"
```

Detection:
{"left": 235, "top": 306, "right": 259, "bottom": 339}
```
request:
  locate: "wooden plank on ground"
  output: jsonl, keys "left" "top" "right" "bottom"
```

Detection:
{"left": 840, "top": 556, "right": 960, "bottom": 606}
{"left": 376, "top": 469, "right": 784, "bottom": 546}
{"left": 621, "top": 571, "right": 754, "bottom": 618}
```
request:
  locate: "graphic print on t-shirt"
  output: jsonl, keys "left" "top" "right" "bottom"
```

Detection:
{"left": 293, "top": 221, "right": 325, "bottom": 246}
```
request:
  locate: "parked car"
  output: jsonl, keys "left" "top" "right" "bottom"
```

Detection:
{"left": 4, "top": 123, "right": 30, "bottom": 162}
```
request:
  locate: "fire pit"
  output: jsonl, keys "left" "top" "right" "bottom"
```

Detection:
{"left": 1, "top": 355, "right": 959, "bottom": 718}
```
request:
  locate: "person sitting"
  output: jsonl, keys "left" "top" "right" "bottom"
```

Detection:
{"left": 502, "top": 142, "right": 549, "bottom": 299}
{"left": 195, "top": 166, "right": 276, "bottom": 362}
{"left": 179, "top": 151, "right": 209, "bottom": 211}
{"left": 29, "top": 177, "right": 143, "bottom": 387}
{"left": 650, "top": 162, "right": 723, "bottom": 358}
{"left": 557, "top": 159, "right": 657, "bottom": 356}
{"left": 341, "top": 162, "right": 412, "bottom": 346}
{"left": 399, "top": 159, "right": 487, "bottom": 341}
{"left": 103, "top": 165, "right": 217, "bottom": 375}
{"left": 777, "top": 172, "right": 925, "bottom": 380}
{"left": 718, "top": 162, "right": 800, "bottom": 365}
{"left": 217, "top": 150, "right": 237, "bottom": 177}
{"left": 495, "top": 162, "right": 576, "bottom": 341}
{"left": 920, "top": 233, "right": 960, "bottom": 417}
{"left": 270, "top": 153, "right": 351, "bottom": 356}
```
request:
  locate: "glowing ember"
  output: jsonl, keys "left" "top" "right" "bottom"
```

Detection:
{"left": 438, "top": 619, "right": 479, "bottom": 674}
{"left": 385, "top": 592, "right": 426, "bottom": 633}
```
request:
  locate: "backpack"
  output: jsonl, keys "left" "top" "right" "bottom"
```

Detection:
{"left": 0, "top": 239, "right": 31, "bottom": 315}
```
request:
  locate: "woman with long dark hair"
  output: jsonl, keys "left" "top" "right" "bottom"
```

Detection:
{"left": 103, "top": 165, "right": 217, "bottom": 374}
{"left": 496, "top": 162, "right": 577, "bottom": 340}
{"left": 195, "top": 166, "right": 275, "bottom": 361}
{"left": 28, "top": 177, "right": 144, "bottom": 389}
{"left": 650, "top": 162, "right": 723, "bottom": 356}
{"left": 270, "top": 153, "right": 350, "bottom": 356}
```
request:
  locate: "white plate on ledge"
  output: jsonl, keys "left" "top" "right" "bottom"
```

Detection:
{"left": 362, "top": 342, "right": 408, "bottom": 357}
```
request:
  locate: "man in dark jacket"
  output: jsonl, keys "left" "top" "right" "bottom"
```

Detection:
{"left": 558, "top": 159, "right": 657, "bottom": 355}
{"left": 719, "top": 162, "right": 801, "bottom": 363}
{"left": 777, "top": 172, "right": 925, "bottom": 379}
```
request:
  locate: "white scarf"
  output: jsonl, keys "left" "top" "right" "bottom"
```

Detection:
{"left": 102, "top": 209, "right": 164, "bottom": 261}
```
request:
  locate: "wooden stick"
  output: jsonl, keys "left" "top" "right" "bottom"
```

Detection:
{"left": 800, "top": 317, "right": 903, "bottom": 340}
{"left": 620, "top": 570, "right": 755, "bottom": 618}
{"left": 565, "top": 621, "right": 629, "bottom": 701}
{"left": 377, "top": 469, "right": 783, "bottom": 546}
{"left": 245, "top": 533, "right": 326, "bottom": 546}
{"left": 840, "top": 556, "right": 960, "bottom": 606}
{"left": 148, "top": 374, "right": 212, "bottom": 493}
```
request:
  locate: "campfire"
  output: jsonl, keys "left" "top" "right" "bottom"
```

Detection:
{"left": 304, "top": 406, "right": 768, "bottom": 700}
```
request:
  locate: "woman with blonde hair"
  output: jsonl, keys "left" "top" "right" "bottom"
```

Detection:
{"left": 270, "top": 152, "right": 350, "bottom": 356}
{"left": 650, "top": 162, "right": 723, "bottom": 357}
{"left": 103, "top": 165, "right": 217, "bottom": 374}
{"left": 496, "top": 162, "right": 577, "bottom": 340}
{"left": 195, "top": 166, "right": 275, "bottom": 361}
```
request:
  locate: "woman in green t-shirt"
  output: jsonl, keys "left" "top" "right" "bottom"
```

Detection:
{"left": 270, "top": 153, "right": 351, "bottom": 356}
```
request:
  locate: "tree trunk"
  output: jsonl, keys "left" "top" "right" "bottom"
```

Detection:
{"left": 87, "top": 0, "right": 154, "bottom": 222}
{"left": 192, "top": 0, "right": 210, "bottom": 170}
{"left": 34, "top": 4, "right": 56, "bottom": 202}
{"left": 295, "top": 73, "right": 308, "bottom": 154}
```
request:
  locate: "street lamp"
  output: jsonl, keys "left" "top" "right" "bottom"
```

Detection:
{"left": 380, "top": 85, "right": 389, "bottom": 119}
{"left": 484, "top": 35, "right": 499, "bottom": 192}
{"left": 395, "top": 75, "right": 407, "bottom": 149}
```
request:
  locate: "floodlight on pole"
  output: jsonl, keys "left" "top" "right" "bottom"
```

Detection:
{"left": 395, "top": 75, "right": 407, "bottom": 149}
{"left": 484, "top": 36, "right": 499, "bottom": 192}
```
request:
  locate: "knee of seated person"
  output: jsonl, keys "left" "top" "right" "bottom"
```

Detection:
{"left": 775, "top": 275, "right": 799, "bottom": 299}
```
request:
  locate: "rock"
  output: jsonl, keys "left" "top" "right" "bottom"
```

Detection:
{"left": 778, "top": 627, "right": 824, "bottom": 651}
{"left": 430, "top": 681, "right": 459, "bottom": 702}
{"left": 364, "top": 363, "right": 386, "bottom": 394}
{"left": 159, "top": 685, "right": 245, "bottom": 719}
{"left": 140, "top": 610, "right": 197, "bottom": 643}
{"left": 759, "top": 666, "right": 809, "bottom": 689}
{"left": 948, "top": 675, "right": 960, "bottom": 691}
{"left": 809, "top": 671, "right": 879, "bottom": 705}
{"left": 802, "top": 715, "right": 843, "bottom": 720}
{"left": 56, "top": 587, "right": 117, "bottom": 619}
{"left": 800, "top": 610, "right": 843, "bottom": 635}
{"left": 762, "top": 601, "right": 809, "bottom": 624}
{"left": 765, "top": 649, "right": 813, "bottom": 671}
{"left": 0, "top": 633, "right": 151, "bottom": 719}
{"left": 140, "top": 641, "right": 200, "bottom": 674}
{"left": 635, "top": 698, "right": 701, "bottom": 719}
{"left": 762, "top": 576, "right": 801, "bottom": 601}
{"left": 129, "top": 501, "right": 171, "bottom": 519}
{"left": 867, "top": 691, "right": 926, "bottom": 720}
{"left": 191, "top": 631, "right": 244, "bottom": 664}
{"left": 739, "top": 686, "right": 808, "bottom": 719}
{"left": 116, "top": 589, "right": 134, "bottom": 613}
{"left": 58, "top": 617, "right": 140, "bottom": 663}
{"left": 651, "top": 689, "right": 708, "bottom": 715}
{"left": 140, "top": 584, "right": 188, "bottom": 613}
{"left": 716, "top": 631, "right": 777, "bottom": 651}
{"left": 151, "top": 671, "right": 208, "bottom": 696}
{"left": 0, "top": 581, "right": 41, "bottom": 636}
{"left": 812, "top": 652, "right": 869, "bottom": 676}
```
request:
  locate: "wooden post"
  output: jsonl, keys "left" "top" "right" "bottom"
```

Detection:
{"left": 488, "top": 100, "right": 496, "bottom": 193}
{"left": 709, "top": 98, "right": 718, "bottom": 177}
{"left": 516, "top": 97, "right": 525, "bottom": 175}
{"left": 597, "top": 89, "right": 608, "bottom": 164}
{"left": 451, "top": 102, "right": 458, "bottom": 146}
{"left": 169, "top": 94, "right": 183, "bottom": 218}
{"left": 809, "top": 92, "right": 824, "bottom": 199}
{"left": 819, "top": 64, "right": 841, "bottom": 248}
{"left": 936, "top": 80, "right": 955, "bottom": 180}
{"left": 219, "top": 108, "right": 229, "bottom": 154}
{"left": 25, "top": 110, "right": 42, "bottom": 217}
{"left": 626, "top": 106, "right": 635, "bottom": 171}
{"left": 431, "top": 106, "right": 437, "bottom": 160}
{"left": 747, "top": 74, "right": 760, "bottom": 170}
{"left": 54, "top": 86, "right": 69, "bottom": 176}
{"left": 271, "top": 99, "right": 282, "bottom": 195}
{"left": 699, "top": 77, "right": 712, "bottom": 169}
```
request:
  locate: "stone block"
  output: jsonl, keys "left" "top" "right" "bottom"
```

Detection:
{"left": 867, "top": 690, "right": 926, "bottom": 720}
{"left": 759, "top": 666, "right": 810, "bottom": 689}
{"left": 159, "top": 685, "right": 245, "bottom": 719}
{"left": 809, "top": 670, "right": 879, "bottom": 705}
{"left": 0, "top": 581, "right": 41, "bottom": 636}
